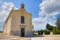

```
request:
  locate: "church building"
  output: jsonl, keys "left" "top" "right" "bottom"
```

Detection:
{"left": 3, "top": 4, "right": 33, "bottom": 37}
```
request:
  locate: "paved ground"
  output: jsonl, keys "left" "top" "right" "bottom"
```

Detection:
{"left": 0, "top": 33, "right": 60, "bottom": 40}
{"left": 31, "top": 37, "right": 60, "bottom": 40}
{"left": 0, "top": 33, "right": 30, "bottom": 40}
{"left": 30, "top": 35, "right": 60, "bottom": 40}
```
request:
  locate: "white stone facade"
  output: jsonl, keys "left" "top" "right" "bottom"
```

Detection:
{"left": 4, "top": 4, "right": 33, "bottom": 37}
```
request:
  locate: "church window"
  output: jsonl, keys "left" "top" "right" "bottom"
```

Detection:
{"left": 21, "top": 16, "right": 25, "bottom": 24}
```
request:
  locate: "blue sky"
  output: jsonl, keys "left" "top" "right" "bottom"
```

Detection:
{"left": 1, "top": 0, "right": 42, "bottom": 18}
{"left": 0, "top": 0, "right": 60, "bottom": 31}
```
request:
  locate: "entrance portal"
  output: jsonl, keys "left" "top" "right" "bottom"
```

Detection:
{"left": 21, "top": 28, "right": 25, "bottom": 37}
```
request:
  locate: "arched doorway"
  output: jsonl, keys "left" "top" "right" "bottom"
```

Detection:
{"left": 21, "top": 28, "right": 25, "bottom": 37}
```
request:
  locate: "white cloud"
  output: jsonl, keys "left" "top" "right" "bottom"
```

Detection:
{"left": 33, "top": 0, "right": 60, "bottom": 30}
{"left": 39, "top": 0, "right": 60, "bottom": 15}
{"left": 32, "top": 15, "right": 47, "bottom": 30}
{"left": 0, "top": 2, "right": 17, "bottom": 31}
{"left": 0, "top": 2, "right": 14, "bottom": 22}
{"left": 0, "top": 2, "right": 18, "bottom": 22}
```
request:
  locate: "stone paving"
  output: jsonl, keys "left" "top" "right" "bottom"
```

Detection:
{"left": 0, "top": 33, "right": 60, "bottom": 40}
{"left": 31, "top": 35, "right": 60, "bottom": 40}
{"left": 23, "top": 35, "right": 60, "bottom": 40}
{"left": 0, "top": 33, "right": 30, "bottom": 40}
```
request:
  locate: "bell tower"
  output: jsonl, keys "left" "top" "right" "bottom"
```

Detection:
{"left": 20, "top": 3, "right": 25, "bottom": 9}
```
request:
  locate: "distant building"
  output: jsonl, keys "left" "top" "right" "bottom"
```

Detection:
{"left": 3, "top": 4, "right": 33, "bottom": 37}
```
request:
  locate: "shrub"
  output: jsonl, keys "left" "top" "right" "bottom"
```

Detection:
{"left": 44, "top": 30, "right": 50, "bottom": 35}
{"left": 38, "top": 30, "right": 44, "bottom": 35}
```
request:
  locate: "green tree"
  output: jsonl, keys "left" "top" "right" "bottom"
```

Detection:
{"left": 53, "top": 27, "right": 60, "bottom": 34}
{"left": 56, "top": 18, "right": 60, "bottom": 29}
{"left": 53, "top": 27, "right": 57, "bottom": 34}
{"left": 46, "top": 23, "right": 53, "bottom": 31}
